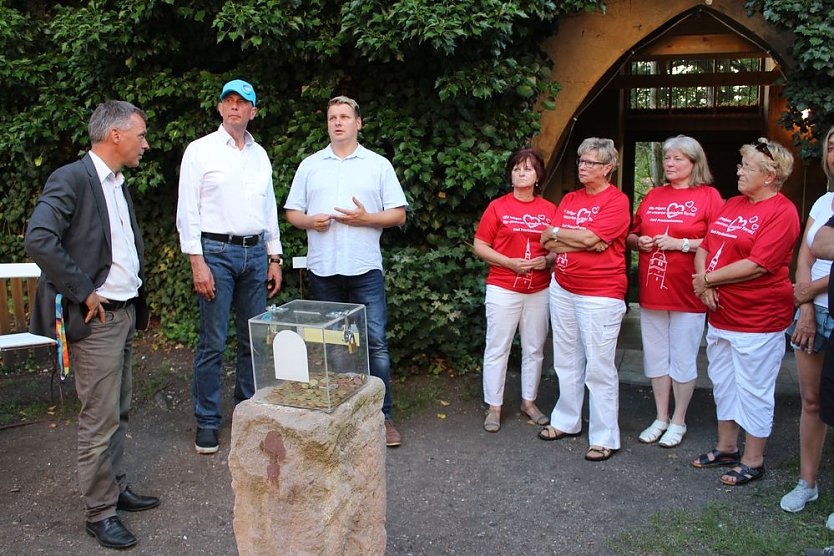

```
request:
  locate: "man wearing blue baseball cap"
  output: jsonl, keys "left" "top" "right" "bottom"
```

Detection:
{"left": 176, "top": 79, "right": 283, "bottom": 455}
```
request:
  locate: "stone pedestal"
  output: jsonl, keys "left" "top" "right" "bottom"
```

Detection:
{"left": 229, "top": 377, "right": 386, "bottom": 556}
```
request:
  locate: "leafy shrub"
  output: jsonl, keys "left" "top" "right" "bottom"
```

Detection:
{"left": 385, "top": 243, "right": 487, "bottom": 375}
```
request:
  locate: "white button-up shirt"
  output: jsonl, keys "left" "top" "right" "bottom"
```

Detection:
{"left": 285, "top": 144, "right": 407, "bottom": 276}
{"left": 89, "top": 151, "right": 142, "bottom": 301}
{"left": 176, "top": 125, "right": 282, "bottom": 256}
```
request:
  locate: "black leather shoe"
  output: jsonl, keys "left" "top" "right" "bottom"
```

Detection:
{"left": 117, "top": 487, "right": 160, "bottom": 512}
{"left": 85, "top": 516, "right": 137, "bottom": 549}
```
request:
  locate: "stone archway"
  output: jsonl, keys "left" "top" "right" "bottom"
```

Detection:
{"left": 534, "top": 0, "right": 799, "bottom": 201}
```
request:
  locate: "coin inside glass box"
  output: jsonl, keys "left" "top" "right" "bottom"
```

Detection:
{"left": 248, "top": 300, "right": 369, "bottom": 412}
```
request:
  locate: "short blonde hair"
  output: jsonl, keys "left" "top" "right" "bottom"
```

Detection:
{"left": 327, "top": 96, "right": 361, "bottom": 119}
{"left": 739, "top": 138, "right": 793, "bottom": 189}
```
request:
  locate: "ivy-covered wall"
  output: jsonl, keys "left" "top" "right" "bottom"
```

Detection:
{"left": 0, "top": 0, "right": 603, "bottom": 374}
{"left": 0, "top": 0, "right": 831, "bottom": 375}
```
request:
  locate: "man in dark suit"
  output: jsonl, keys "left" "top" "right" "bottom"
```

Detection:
{"left": 24, "top": 100, "right": 159, "bottom": 550}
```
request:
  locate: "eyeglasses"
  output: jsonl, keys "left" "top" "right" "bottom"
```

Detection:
{"left": 576, "top": 158, "right": 607, "bottom": 168}
{"left": 755, "top": 141, "right": 774, "bottom": 160}
{"left": 737, "top": 162, "right": 761, "bottom": 173}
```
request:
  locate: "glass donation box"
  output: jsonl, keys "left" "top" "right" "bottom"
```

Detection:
{"left": 248, "top": 300, "right": 369, "bottom": 412}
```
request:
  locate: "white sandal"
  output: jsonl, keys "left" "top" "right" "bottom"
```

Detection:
{"left": 638, "top": 419, "right": 669, "bottom": 443}
{"left": 658, "top": 423, "right": 687, "bottom": 448}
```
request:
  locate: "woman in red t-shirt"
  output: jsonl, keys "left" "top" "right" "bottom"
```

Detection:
{"left": 474, "top": 148, "right": 557, "bottom": 433}
{"left": 538, "top": 137, "right": 630, "bottom": 462}
{"left": 691, "top": 138, "right": 800, "bottom": 486}
{"left": 627, "top": 135, "right": 723, "bottom": 448}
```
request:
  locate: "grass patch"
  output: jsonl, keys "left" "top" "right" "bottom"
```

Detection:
{"left": 0, "top": 398, "right": 55, "bottom": 426}
{"left": 394, "top": 375, "right": 444, "bottom": 420}
{"left": 611, "top": 485, "right": 834, "bottom": 555}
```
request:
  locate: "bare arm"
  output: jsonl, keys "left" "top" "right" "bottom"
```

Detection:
{"left": 692, "top": 247, "right": 717, "bottom": 311}
{"left": 332, "top": 198, "right": 406, "bottom": 228}
{"left": 794, "top": 217, "right": 829, "bottom": 304}
{"left": 811, "top": 224, "right": 834, "bottom": 260}
{"left": 285, "top": 209, "right": 333, "bottom": 233}
{"left": 654, "top": 234, "right": 704, "bottom": 252}
{"left": 473, "top": 238, "right": 549, "bottom": 274}
{"left": 693, "top": 258, "right": 767, "bottom": 294}
{"left": 541, "top": 226, "right": 606, "bottom": 253}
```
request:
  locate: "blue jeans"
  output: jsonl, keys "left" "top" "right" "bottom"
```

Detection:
{"left": 308, "top": 270, "right": 393, "bottom": 418}
{"left": 192, "top": 238, "right": 266, "bottom": 429}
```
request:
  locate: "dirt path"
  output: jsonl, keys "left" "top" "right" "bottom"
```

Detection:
{"left": 0, "top": 334, "right": 805, "bottom": 555}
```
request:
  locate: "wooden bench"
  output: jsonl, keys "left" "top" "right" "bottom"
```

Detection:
{"left": 0, "top": 263, "right": 62, "bottom": 408}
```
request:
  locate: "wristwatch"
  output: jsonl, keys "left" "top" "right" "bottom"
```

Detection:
{"left": 681, "top": 238, "right": 690, "bottom": 253}
{"left": 268, "top": 256, "right": 284, "bottom": 266}
{"left": 551, "top": 227, "right": 560, "bottom": 240}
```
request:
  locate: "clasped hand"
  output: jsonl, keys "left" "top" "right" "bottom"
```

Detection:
{"left": 692, "top": 273, "right": 717, "bottom": 311}
{"left": 507, "top": 256, "right": 547, "bottom": 274}
{"left": 332, "top": 196, "right": 369, "bottom": 227}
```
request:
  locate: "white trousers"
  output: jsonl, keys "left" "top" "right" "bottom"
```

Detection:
{"left": 482, "top": 285, "right": 550, "bottom": 406}
{"left": 640, "top": 309, "right": 705, "bottom": 382}
{"left": 705, "top": 325, "right": 785, "bottom": 438}
{"left": 549, "top": 279, "right": 625, "bottom": 449}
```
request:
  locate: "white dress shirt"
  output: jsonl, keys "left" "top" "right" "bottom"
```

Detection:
{"left": 176, "top": 125, "right": 282, "bottom": 256}
{"left": 285, "top": 144, "right": 407, "bottom": 277}
{"left": 89, "top": 151, "right": 142, "bottom": 301}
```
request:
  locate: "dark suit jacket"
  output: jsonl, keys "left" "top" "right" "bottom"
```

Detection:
{"left": 24, "top": 153, "right": 149, "bottom": 342}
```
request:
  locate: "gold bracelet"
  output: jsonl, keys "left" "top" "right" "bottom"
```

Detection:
{"left": 704, "top": 273, "right": 710, "bottom": 286}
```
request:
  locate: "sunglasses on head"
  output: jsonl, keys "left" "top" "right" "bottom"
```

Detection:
{"left": 755, "top": 141, "right": 774, "bottom": 161}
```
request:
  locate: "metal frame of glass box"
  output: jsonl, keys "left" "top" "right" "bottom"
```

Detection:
{"left": 248, "top": 300, "right": 369, "bottom": 412}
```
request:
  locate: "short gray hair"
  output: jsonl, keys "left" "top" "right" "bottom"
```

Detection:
{"left": 662, "top": 135, "right": 713, "bottom": 185}
{"left": 740, "top": 138, "right": 793, "bottom": 189}
{"left": 327, "top": 96, "right": 361, "bottom": 119}
{"left": 88, "top": 100, "right": 147, "bottom": 144}
{"left": 577, "top": 137, "right": 618, "bottom": 172}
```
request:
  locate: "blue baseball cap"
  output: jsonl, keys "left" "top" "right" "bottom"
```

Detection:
{"left": 219, "top": 79, "right": 256, "bottom": 106}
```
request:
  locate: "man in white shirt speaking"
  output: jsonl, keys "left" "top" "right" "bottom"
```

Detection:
{"left": 176, "top": 79, "right": 283, "bottom": 455}
{"left": 285, "top": 96, "right": 408, "bottom": 447}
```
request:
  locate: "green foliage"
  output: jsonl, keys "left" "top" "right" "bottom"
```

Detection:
{"left": 5, "top": 0, "right": 824, "bottom": 378}
{"left": 0, "top": 0, "right": 597, "bottom": 376}
{"left": 746, "top": 0, "right": 834, "bottom": 157}
{"left": 384, "top": 244, "right": 487, "bottom": 375}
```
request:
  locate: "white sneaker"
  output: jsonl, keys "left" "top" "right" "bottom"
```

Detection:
{"left": 826, "top": 512, "right": 834, "bottom": 531}
{"left": 780, "top": 479, "right": 819, "bottom": 513}
{"left": 638, "top": 419, "right": 669, "bottom": 443}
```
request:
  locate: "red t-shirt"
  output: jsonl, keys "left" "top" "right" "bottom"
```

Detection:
{"left": 700, "top": 193, "right": 800, "bottom": 333}
{"left": 475, "top": 193, "right": 557, "bottom": 293}
{"left": 552, "top": 185, "right": 631, "bottom": 299}
{"left": 631, "top": 184, "right": 724, "bottom": 312}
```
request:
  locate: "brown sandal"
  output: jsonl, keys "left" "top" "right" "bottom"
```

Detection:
{"left": 538, "top": 426, "right": 573, "bottom": 441}
{"left": 585, "top": 445, "right": 614, "bottom": 462}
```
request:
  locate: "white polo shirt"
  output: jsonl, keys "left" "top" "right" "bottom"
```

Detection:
{"left": 285, "top": 144, "right": 407, "bottom": 277}
{"left": 176, "top": 125, "right": 282, "bottom": 256}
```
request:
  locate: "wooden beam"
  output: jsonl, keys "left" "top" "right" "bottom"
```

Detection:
{"left": 635, "top": 34, "right": 763, "bottom": 60}
{"left": 611, "top": 70, "right": 781, "bottom": 89}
